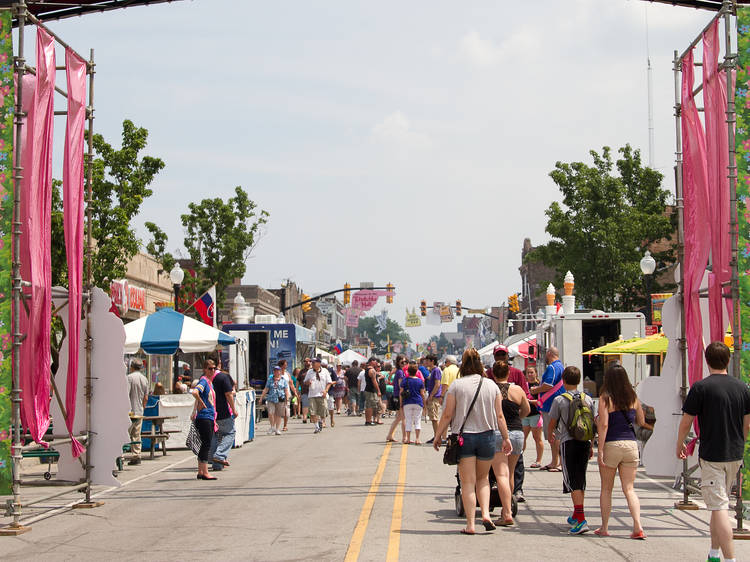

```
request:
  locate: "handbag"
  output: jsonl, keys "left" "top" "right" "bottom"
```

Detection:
{"left": 186, "top": 421, "right": 201, "bottom": 456}
{"left": 443, "top": 376, "right": 484, "bottom": 465}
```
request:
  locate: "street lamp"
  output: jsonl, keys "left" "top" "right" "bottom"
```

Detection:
{"left": 169, "top": 263, "right": 185, "bottom": 384}
{"left": 640, "top": 250, "right": 656, "bottom": 325}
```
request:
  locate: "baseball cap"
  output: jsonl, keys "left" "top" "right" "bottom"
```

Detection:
{"left": 493, "top": 344, "right": 509, "bottom": 355}
{"left": 273, "top": 365, "right": 281, "bottom": 371}
{"left": 312, "top": 357, "right": 321, "bottom": 363}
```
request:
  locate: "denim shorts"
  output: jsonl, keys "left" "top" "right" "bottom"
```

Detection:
{"left": 522, "top": 414, "right": 541, "bottom": 428}
{"left": 494, "top": 430, "right": 524, "bottom": 455}
{"left": 458, "top": 430, "right": 496, "bottom": 461}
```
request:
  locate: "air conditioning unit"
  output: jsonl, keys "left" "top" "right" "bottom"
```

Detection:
{"left": 254, "top": 314, "right": 278, "bottom": 324}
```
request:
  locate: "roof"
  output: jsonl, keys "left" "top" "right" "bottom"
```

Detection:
{"left": 646, "top": 0, "right": 750, "bottom": 10}
{"left": 1, "top": 1, "right": 185, "bottom": 23}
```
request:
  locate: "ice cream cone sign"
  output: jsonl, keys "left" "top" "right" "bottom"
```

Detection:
{"left": 564, "top": 271, "right": 575, "bottom": 296}
{"left": 546, "top": 283, "right": 555, "bottom": 306}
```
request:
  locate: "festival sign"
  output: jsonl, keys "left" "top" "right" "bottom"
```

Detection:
{"left": 345, "top": 307, "right": 361, "bottom": 328}
{"left": 0, "top": 9, "right": 13, "bottom": 495}
{"left": 405, "top": 307, "right": 421, "bottom": 327}
{"left": 440, "top": 305, "right": 453, "bottom": 323}
{"left": 351, "top": 289, "right": 394, "bottom": 312}
{"left": 736, "top": 6, "right": 750, "bottom": 499}
{"left": 650, "top": 293, "right": 673, "bottom": 326}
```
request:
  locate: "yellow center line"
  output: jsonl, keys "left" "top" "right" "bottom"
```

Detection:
{"left": 386, "top": 443, "right": 408, "bottom": 562}
{"left": 344, "top": 442, "right": 392, "bottom": 562}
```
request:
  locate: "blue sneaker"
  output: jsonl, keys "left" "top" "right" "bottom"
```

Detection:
{"left": 567, "top": 515, "right": 577, "bottom": 526}
{"left": 569, "top": 519, "right": 589, "bottom": 535}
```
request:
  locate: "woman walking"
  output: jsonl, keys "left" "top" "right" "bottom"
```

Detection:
{"left": 595, "top": 364, "right": 654, "bottom": 539}
{"left": 191, "top": 360, "right": 218, "bottom": 480}
{"left": 386, "top": 355, "right": 407, "bottom": 442}
{"left": 433, "top": 349, "right": 512, "bottom": 535}
{"left": 400, "top": 364, "right": 427, "bottom": 444}
{"left": 259, "top": 366, "right": 291, "bottom": 435}
{"left": 489, "top": 361, "right": 530, "bottom": 526}
{"left": 521, "top": 365, "right": 545, "bottom": 468}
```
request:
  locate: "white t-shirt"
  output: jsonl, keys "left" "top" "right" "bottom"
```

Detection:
{"left": 446, "top": 374, "right": 500, "bottom": 434}
{"left": 304, "top": 368, "right": 332, "bottom": 398}
{"left": 357, "top": 369, "right": 366, "bottom": 392}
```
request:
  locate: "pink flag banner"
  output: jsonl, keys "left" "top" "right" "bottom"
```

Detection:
{"left": 703, "top": 21, "right": 732, "bottom": 342}
{"left": 62, "top": 48, "right": 86, "bottom": 458}
{"left": 0, "top": 9, "right": 15, "bottom": 496}
{"left": 681, "top": 47, "right": 711, "bottom": 455}
{"left": 19, "top": 27, "right": 55, "bottom": 446}
{"left": 345, "top": 307, "right": 362, "bottom": 328}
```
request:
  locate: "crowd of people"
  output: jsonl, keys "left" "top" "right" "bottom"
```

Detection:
{"left": 126, "top": 339, "right": 750, "bottom": 561}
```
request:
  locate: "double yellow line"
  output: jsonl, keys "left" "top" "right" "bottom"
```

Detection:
{"left": 344, "top": 442, "right": 409, "bottom": 562}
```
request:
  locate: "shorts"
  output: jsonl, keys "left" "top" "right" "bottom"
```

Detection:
{"left": 522, "top": 414, "right": 541, "bottom": 428}
{"left": 561, "top": 439, "right": 591, "bottom": 494}
{"left": 425, "top": 398, "right": 441, "bottom": 421}
{"left": 327, "top": 395, "right": 335, "bottom": 410}
{"left": 700, "top": 459, "right": 742, "bottom": 511}
{"left": 458, "top": 430, "right": 496, "bottom": 461}
{"left": 348, "top": 389, "right": 360, "bottom": 403}
{"left": 495, "top": 429, "right": 524, "bottom": 455}
{"left": 541, "top": 411, "right": 554, "bottom": 439}
{"left": 309, "top": 396, "right": 327, "bottom": 418}
{"left": 267, "top": 401, "right": 286, "bottom": 418}
{"left": 364, "top": 391, "right": 380, "bottom": 410}
{"left": 602, "top": 439, "right": 639, "bottom": 468}
{"left": 301, "top": 394, "right": 310, "bottom": 408}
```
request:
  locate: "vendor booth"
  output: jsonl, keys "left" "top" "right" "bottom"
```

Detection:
{"left": 124, "top": 308, "right": 256, "bottom": 447}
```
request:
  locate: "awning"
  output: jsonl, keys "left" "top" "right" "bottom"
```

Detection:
{"left": 124, "top": 308, "right": 236, "bottom": 355}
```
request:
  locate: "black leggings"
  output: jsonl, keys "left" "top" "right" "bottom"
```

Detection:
{"left": 195, "top": 418, "right": 215, "bottom": 462}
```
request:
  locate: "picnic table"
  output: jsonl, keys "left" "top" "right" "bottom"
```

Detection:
{"left": 130, "top": 415, "right": 178, "bottom": 459}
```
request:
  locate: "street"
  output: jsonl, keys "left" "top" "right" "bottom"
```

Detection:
{"left": 2, "top": 413, "right": 747, "bottom": 561}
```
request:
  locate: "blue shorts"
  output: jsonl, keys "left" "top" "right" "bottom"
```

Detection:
{"left": 458, "top": 430, "right": 496, "bottom": 461}
{"left": 496, "top": 430, "right": 524, "bottom": 455}
{"left": 522, "top": 414, "right": 541, "bottom": 428}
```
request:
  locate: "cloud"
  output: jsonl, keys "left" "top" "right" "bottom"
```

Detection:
{"left": 371, "top": 111, "right": 432, "bottom": 150}
{"left": 458, "top": 29, "right": 538, "bottom": 67}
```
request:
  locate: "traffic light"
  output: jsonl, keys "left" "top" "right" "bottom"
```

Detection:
{"left": 343, "top": 282, "right": 351, "bottom": 305}
{"left": 455, "top": 299, "right": 462, "bottom": 316}
{"left": 420, "top": 299, "right": 427, "bottom": 316}
{"left": 370, "top": 341, "right": 375, "bottom": 349}
{"left": 508, "top": 294, "right": 520, "bottom": 313}
{"left": 302, "top": 293, "right": 311, "bottom": 312}
{"left": 386, "top": 282, "right": 394, "bottom": 304}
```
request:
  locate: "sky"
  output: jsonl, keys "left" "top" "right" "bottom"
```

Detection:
{"left": 33, "top": 0, "right": 712, "bottom": 342}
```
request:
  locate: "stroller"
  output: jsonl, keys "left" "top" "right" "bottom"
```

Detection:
{"left": 454, "top": 466, "right": 518, "bottom": 518}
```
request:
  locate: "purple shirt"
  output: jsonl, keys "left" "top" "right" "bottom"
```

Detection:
{"left": 426, "top": 367, "right": 442, "bottom": 398}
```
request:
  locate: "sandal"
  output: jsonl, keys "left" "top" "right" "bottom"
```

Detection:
{"left": 594, "top": 528, "right": 610, "bottom": 537}
{"left": 547, "top": 466, "right": 562, "bottom": 472}
{"left": 414, "top": 441, "right": 422, "bottom": 445}
{"left": 282, "top": 427, "right": 288, "bottom": 432}
{"left": 386, "top": 438, "right": 397, "bottom": 443}
{"left": 495, "top": 518, "right": 514, "bottom": 527}
{"left": 460, "top": 529, "right": 475, "bottom": 535}
{"left": 530, "top": 462, "right": 542, "bottom": 469}
{"left": 482, "top": 519, "right": 496, "bottom": 531}
{"left": 630, "top": 530, "right": 646, "bottom": 540}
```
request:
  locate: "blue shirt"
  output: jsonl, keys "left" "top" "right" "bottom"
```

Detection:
{"left": 539, "top": 359, "right": 564, "bottom": 413}
{"left": 401, "top": 376, "right": 425, "bottom": 407}
{"left": 195, "top": 377, "right": 215, "bottom": 420}
{"left": 265, "top": 375, "right": 289, "bottom": 403}
{"left": 425, "top": 367, "right": 442, "bottom": 397}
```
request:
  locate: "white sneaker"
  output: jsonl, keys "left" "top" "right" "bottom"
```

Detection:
{"left": 275, "top": 429, "right": 281, "bottom": 435}
{"left": 266, "top": 427, "right": 275, "bottom": 435}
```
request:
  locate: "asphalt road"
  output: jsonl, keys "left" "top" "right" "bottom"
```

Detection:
{"left": 2, "top": 413, "right": 749, "bottom": 561}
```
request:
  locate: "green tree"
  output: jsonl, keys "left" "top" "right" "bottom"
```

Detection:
{"left": 89, "top": 120, "right": 165, "bottom": 287}
{"left": 356, "top": 317, "right": 411, "bottom": 350}
{"left": 528, "top": 145, "right": 675, "bottom": 312}
{"left": 144, "top": 221, "right": 175, "bottom": 276}
{"left": 180, "top": 186, "right": 269, "bottom": 302}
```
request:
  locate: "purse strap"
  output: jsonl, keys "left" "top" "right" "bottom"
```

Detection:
{"left": 458, "top": 376, "right": 484, "bottom": 435}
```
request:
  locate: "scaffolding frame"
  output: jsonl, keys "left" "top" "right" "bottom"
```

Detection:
{"left": 672, "top": 0, "right": 747, "bottom": 534}
{"left": 2, "top": 0, "right": 96, "bottom": 535}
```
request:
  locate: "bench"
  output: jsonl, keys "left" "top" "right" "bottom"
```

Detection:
{"left": 22, "top": 448, "right": 59, "bottom": 480}
{"left": 116, "top": 441, "right": 142, "bottom": 472}
{"left": 141, "top": 434, "right": 170, "bottom": 459}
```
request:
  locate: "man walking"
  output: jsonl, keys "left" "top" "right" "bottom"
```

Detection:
{"left": 547, "top": 366, "right": 594, "bottom": 535}
{"left": 423, "top": 354, "right": 442, "bottom": 444}
{"left": 676, "top": 341, "right": 750, "bottom": 562}
{"left": 363, "top": 357, "right": 382, "bottom": 426}
{"left": 532, "top": 347, "right": 565, "bottom": 471}
{"left": 304, "top": 358, "right": 332, "bottom": 433}
{"left": 345, "top": 361, "right": 360, "bottom": 415}
{"left": 127, "top": 360, "right": 149, "bottom": 466}
{"left": 210, "top": 361, "right": 237, "bottom": 471}
{"left": 440, "top": 355, "right": 459, "bottom": 397}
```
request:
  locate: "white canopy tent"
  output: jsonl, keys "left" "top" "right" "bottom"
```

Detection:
{"left": 336, "top": 349, "right": 368, "bottom": 366}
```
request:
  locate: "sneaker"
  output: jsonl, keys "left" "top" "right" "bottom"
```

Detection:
{"left": 127, "top": 458, "right": 141, "bottom": 466}
{"left": 569, "top": 520, "right": 589, "bottom": 535}
{"left": 317, "top": 421, "right": 323, "bottom": 431}
{"left": 567, "top": 515, "right": 577, "bottom": 526}
{"left": 707, "top": 557, "right": 720, "bottom": 562}
{"left": 313, "top": 427, "right": 321, "bottom": 434}
{"left": 514, "top": 492, "right": 526, "bottom": 503}
{"left": 266, "top": 427, "right": 275, "bottom": 435}
{"left": 275, "top": 429, "right": 281, "bottom": 435}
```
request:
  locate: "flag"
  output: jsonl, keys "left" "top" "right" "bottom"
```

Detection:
{"left": 192, "top": 285, "right": 216, "bottom": 327}
{"left": 334, "top": 342, "right": 343, "bottom": 354}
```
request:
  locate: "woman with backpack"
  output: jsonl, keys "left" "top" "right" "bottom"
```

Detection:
{"left": 595, "top": 364, "right": 654, "bottom": 539}
{"left": 489, "top": 360, "right": 530, "bottom": 526}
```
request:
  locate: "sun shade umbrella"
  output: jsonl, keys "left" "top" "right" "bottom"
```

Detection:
{"left": 124, "top": 307, "right": 237, "bottom": 355}
{"left": 614, "top": 333, "right": 669, "bottom": 355}
{"left": 582, "top": 337, "right": 643, "bottom": 355}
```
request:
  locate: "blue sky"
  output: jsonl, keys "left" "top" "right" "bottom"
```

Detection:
{"left": 35, "top": 0, "right": 710, "bottom": 342}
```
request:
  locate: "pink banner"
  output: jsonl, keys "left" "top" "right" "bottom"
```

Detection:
{"left": 345, "top": 307, "right": 361, "bottom": 327}
{"left": 19, "top": 28, "right": 55, "bottom": 445}
{"left": 703, "top": 21, "right": 732, "bottom": 342}
{"left": 682, "top": 47, "right": 711, "bottom": 453}
{"left": 63, "top": 48, "right": 86, "bottom": 457}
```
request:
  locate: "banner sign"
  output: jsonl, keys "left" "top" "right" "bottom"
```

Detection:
{"left": 463, "top": 317, "right": 480, "bottom": 335}
{"left": 405, "top": 307, "right": 421, "bottom": 327}
{"left": 375, "top": 310, "right": 388, "bottom": 332}
{"left": 650, "top": 293, "right": 673, "bottom": 326}
{"left": 393, "top": 341, "right": 403, "bottom": 353}
{"left": 315, "top": 300, "right": 334, "bottom": 315}
{"left": 110, "top": 279, "right": 146, "bottom": 313}
{"left": 351, "top": 289, "right": 393, "bottom": 312}
{"left": 736, "top": 6, "right": 750, "bottom": 499}
{"left": 0, "top": 9, "right": 13, "bottom": 495}
{"left": 440, "top": 305, "right": 453, "bottom": 323}
{"left": 345, "top": 307, "right": 361, "bottom": 328}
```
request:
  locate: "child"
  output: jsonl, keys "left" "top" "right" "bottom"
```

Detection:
{"left": 547, "top": 365, "right": 595, "bottom": 535}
